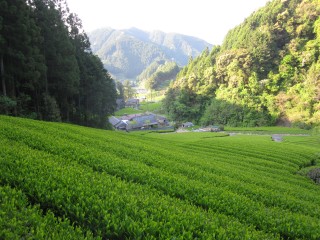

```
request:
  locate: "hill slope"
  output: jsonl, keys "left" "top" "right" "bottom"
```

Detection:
{"left": 1, "top": 116, "right": 320, "bottom": 239}
{"left": 88, "top": 27, "right": 212, "bottom": 80}
{"left": 164, "top": 0, "right": 320, "bottom": 127}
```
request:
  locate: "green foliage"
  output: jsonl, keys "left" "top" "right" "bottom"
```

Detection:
{"left": 137, "top": 60, "right": 165, "bottom": 82}
{"left": 164, "top": 0, "right": 320, "bottom": 128}
{"left": 116, "top": 80, "right": 124, "bottom": 99}
{"left": 89, "top": 28, "right": 212, "bottom": 81}
{"left": 224, "top": 126, "right": 312, "bottom": 134}
{"left": 1, "top": 116, "right": 320, "bottom": 239}
{"left": 123, "top": 80, "right": 137, "bottom": 101}
{"left": 140, "top": 101, "right": 162, "bottom": 112}
{"left": 0, "top": 95, "right": 16, "bottom": 114}
{"left": 200, "top": 98, "right": 273, "bottom": 127}
{"left": 114, "top": 107, "right": 143, "bottom": 116}
{"left": 162, "top": 88, "right": 207, "bottom": 123}
{"left": 0, "top": 0, "right": 117, "bottom": 129}
{"left": 174, "top": 46, "right": 221, "bottom": 96}
{"left": 41, "top": 93, "right": 61, "bottom": 122}
{"left": 0, "top": 185, "right": 93, "bottom": 239}
{"left": 144, "top": 61, "right": 180, "bottom": 90}
{"left": 114, "top": 102, "right": 163, "bottom": 117}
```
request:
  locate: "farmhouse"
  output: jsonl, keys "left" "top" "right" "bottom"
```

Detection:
{"left": 109, "top": 113, "right": 168, "bottom": 131}
{"left": 108, "top": 116, "right": 128, "bottom": 130}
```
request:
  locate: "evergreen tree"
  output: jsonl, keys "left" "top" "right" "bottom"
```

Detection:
{"left": 116, "top": 80, "right": 124, "bottom": 99}
{"left": 0, "top": 0, "right": 117, "bottom": 128}
{"left": 31, "top": 0, "right": 79, "bottom": 121}
{"left": 0, "top": 0, "right": 45, "bottom": 117}
{"left": 123, "top": 80, "right": 136, "bottom": 101}
{"left": 164, "top": 0, "right": 320, "bottom": 128}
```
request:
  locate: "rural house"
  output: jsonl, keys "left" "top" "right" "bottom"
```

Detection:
{"left": 126, "top": 114, "right": 158, "bottom": 130}
{"left": 109, "top": 114, "right": 168, "bottom": 131}
{"left": 108, "top": 116, "right": 128, "bottom": 130}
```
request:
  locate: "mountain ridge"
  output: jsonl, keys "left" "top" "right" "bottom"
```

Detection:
{"left": 88, "top": 27, "right": 212, "bottom": 80}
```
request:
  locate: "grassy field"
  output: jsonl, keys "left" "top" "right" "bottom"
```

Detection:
{"left": 1, "top": 115, "right": 320, "bottom": 239}
{"left": 139, "top": 101, "right": 162, "bottom": 112}
{"left": 114, "top": 102, "right": 163, "bottom": 117}
{"left": 114, "top": 107, "right": 143, "bottom": 116}
{"left": 224, "top": 126, "right": 312, "bottom": 134}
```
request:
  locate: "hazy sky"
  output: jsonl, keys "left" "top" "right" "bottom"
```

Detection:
{"left": 66, "top": 0, "right": 270, "bottom": 45}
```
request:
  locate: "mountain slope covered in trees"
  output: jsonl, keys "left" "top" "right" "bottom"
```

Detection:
{"left": 0, "top": 0, "right": 117, "bottom": 129}
{"left": 164, "top": 0, "right": 320, "bottom": 128}
{"left": 88, "top": 28, "right": 212, "bottom": 80}
{"left": 138, "top": 60, "right": 180, "bottom": 90}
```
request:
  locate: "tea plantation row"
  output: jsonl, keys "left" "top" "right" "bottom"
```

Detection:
{"left": 0, "top": 116, "right": 319, "bottom": 239}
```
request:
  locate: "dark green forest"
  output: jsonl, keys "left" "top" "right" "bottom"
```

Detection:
{"left": 140, "top": 61, "right": 180, "bottom": 90}
{"left": 164, "top": 0, "right": 320, "bottom": 128}
{"left": 0, "top": 0, "right": 117, "bottom": 128}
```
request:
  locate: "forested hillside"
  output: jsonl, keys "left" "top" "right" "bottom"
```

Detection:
{"left": 139, "top": 61, "right": 180, "bottom": 90}
{"left": 0, "top": 0, "right": 117, "bottom": 128}
{"left": 88, "top": 27, "right": 212, "bottom": 80}
{"left": 164, "top": 0, "right": 320, "bottom": 128}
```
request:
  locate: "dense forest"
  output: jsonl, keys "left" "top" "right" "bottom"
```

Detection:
{"left": 0, "top": 0, "right": 117, "bottom": 128}
{"left": 164, "top": 0, "right": 320, "bottom": 128}
{"left": 139, "top": 61, "right": 180, "bottom": 90}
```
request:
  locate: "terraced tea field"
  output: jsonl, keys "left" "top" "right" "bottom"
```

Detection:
{"left": 0, "top": 115, "right": 319, "bottom": 239}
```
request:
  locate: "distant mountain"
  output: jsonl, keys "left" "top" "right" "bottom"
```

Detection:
{"left": 88, "top": 27, "right": 212, "bottom": 80}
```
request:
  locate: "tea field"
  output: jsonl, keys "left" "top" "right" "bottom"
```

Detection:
{"left": 0, "top": 115, "right": 320, "bottom": 239}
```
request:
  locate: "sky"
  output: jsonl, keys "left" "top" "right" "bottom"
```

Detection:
{"left": 66, "top": 0, "right": 270, "bottom": 45}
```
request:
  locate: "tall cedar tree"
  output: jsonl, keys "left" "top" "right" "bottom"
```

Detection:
{"left": 0, "top": 0, "right": 117, "bottom": 128}
{"left": 0, "top": 0, "right": 45, "bottom": 116}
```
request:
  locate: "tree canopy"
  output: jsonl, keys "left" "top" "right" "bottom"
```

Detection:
{"left": 0, "top": 0, "right": 117, "bottom": 129}
{"left": 143, "top": 61, "right": 180, "bottom": 90}
{"left": 164, "top": 0, "right": 320, "bottom": 128}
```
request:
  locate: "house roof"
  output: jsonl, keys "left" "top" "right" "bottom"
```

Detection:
{"left": 108, "top": 116, "right": 121, "bottom": 126}
{"left": 127, "top": 114, "right": 158, "bottom": 129}
{"left": 115, "top": 121, "right": 128, "bottom": 129}
{"left": 109, "top": 114, "right": 168, "bottom": 130}
{"left": 120, "top": 114, "right": 143, "bottom": 121}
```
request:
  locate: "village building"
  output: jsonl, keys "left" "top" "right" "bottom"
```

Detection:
{"left": 109, "top": 113, "right": 169, "bottom": 131}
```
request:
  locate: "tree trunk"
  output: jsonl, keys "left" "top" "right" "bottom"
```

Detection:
{"left": 0, "top": 54, "right": 6, "bottom": 96}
